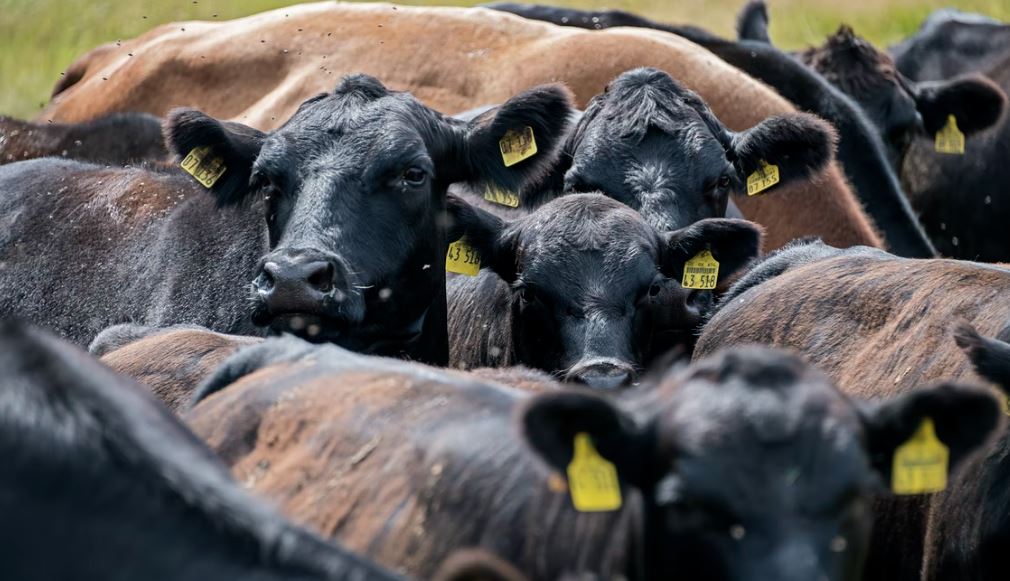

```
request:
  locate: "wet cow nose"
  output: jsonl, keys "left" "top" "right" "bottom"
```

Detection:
{"left": 255, "top": 251, "right": 344, "bottom": 313}
{"left": 567, "top": 361, "right": 634, "bottom": 390}
{"left": 262, "top": 259, "right": 334, "bottom": 294}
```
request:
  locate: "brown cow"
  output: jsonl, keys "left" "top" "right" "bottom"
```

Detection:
{"left": 92, "top": 324, "right": 560, "bottom": 410}
{"left": 40, "top": 3, "right": 881, "bottom": 252}
{"left": 694, "top": 239, "right": 1010, "bottom": 581}
{"left": 180, "top": 335, "right": 996, "bottom": 580}
{"left": 0, "top": 113, "right": 166, "bottom": 165}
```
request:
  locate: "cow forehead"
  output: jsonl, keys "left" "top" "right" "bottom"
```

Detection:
{"left": 275, "top": 92, "right": 444, "bottom": 151}
{"left": 514, "top": 197, "right": 660, "bottom": 255}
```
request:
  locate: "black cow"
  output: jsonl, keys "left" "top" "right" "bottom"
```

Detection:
{"left": 486, "top": 2, "right": 938, "bottom": 258}
{"left": 447, "top": 193, "right": 761, "bottom": 388}
{"left": 736, "top": 2, "right": 1006, "bottom": 169}
{"left": 456, "top": 68, "right": 834, "bottom": 233}
{"left": 891, "top": 9, "right": 1010, "bottom": 81}
{"left": 0, "top": 320, "right": 402, "bottom": 580}
{"left": 0, "top": 112, "right": 167, "bottom": 165}
{"left": 0, "top": 74, "right": 573, "bottom": 364}
{"left": 889, "top": 12, "right": 1010, "bottom": 261}
{"left": 187, "top": 335, "right": 999, "bottom": 580}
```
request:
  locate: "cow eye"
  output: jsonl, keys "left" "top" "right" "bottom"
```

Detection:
{"left": 717, "top": 175, "right": 731, "bottom": 189}
{"left": 402, "top": 167, "right": 427, "bottom": 186}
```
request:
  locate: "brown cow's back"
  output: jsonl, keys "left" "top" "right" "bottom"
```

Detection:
{"left": 40, "top": 2, "right": 880, "bottom": 252}
{"left": 187, "top": 354, "right": 641, "bottom": 579}
{"left": 696, "top": 254, "right": 1010, "bottom": 394}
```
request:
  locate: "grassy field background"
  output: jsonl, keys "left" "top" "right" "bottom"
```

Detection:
{"left": 2, "top": 0, "right": 1008, "bottom": 118}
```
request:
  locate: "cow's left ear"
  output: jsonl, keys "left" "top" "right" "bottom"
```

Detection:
{"left": 662, "top": 218, "right": 763, "bottom": 283}
{"left": 520, "top": 390, "right": 654, "bottom": 489}
{"left": 445, "top": 195, "right": 519, "bottom": 282}
{"left": 858, "top": 382, "right": 999, "bottom": 488}
{"left": 914, "top": 74, "right": 1007, "bottom": 137}
{"left": 729, "top": 113, "right": 836, "bottom": 190}
{"left": 164, "top": 108, "right": 266, "bottom": 207}
{"left": 448, "top": 84, "right": 576, "bottom": 193}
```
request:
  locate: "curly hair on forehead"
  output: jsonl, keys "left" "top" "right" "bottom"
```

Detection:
{"left": 800, "top": 25, "right": 900, "bottom": 95}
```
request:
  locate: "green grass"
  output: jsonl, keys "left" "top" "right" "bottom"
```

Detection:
{"left": 2, "top": 0, "right": 1008, "bottom": 118}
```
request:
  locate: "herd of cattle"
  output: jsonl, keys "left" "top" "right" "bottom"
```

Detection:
{"left": 3, "top": 1, "right": 1010, "bottom": 579}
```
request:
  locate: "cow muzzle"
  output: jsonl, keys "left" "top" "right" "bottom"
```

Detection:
{"left": 565, "top": 358, "right": 636, "bottom": 390}
{"left": 251, "top": 248, "right": 364, "bottom": 337}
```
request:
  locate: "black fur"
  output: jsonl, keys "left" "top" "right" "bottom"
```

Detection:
{"left": 447, "top": 194, "right": 762, "bottom": 385}
{"left": 0, "top": 112, "right": 167, "bottom": 166}
{"left": 0, "top": 75, "right": 574, "bottom": 365}
{"left": 0, "top": 320, "right": 400, "bottom": 580}
{"left": 487, "top": 3, "right": 938, "bottom": 258}
{"left": 735, "top": 0, "right": 770, "bottom": 43}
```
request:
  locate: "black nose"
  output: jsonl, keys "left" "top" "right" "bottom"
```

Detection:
{"left": 255, "top": 250, "right": 344, "bottom": 313}
{"left": 567, "top": 361, "right": 634, "bottom": 390}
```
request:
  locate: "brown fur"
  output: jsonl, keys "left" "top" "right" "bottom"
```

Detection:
{"left": 695, "top": 252, "right": 1010, "bottom": 581}
{"left": 99, "top": 328, "right": 262, "bottom": 412}
{"left": 187, "top": 359, "right": 642, "bottom": 580}
{"left": 38, "top": 2, "right": 881, "bottom": 252}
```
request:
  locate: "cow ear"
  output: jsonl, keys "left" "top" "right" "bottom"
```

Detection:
{"left": 736, "top": 0, "right": 771, "bottom": 43}
{"left": 662, "top": 218, "right": 763, "bottom": 283}
{"left": 914, "top": 74, "right": 1007, "bottom": 136}
{"left": 451, "top": 84, "right": 575, "bottom": 195}
{"left": 858, "top": 382, "right": 999, "bottom": 489}
{"left": 445, "top": 195, "right": 518, "bottom": 282}
{"left": 729, "top": 113, "right": 836, "bottom": 191}
{"left": 164, "top": 108, "right": 266, "bottom": 207}
{"left": 519, "top": 390, "right": 653, "bottom": 489}
{"left": 953, "top": 321, "right": 1010, "bottom": 390}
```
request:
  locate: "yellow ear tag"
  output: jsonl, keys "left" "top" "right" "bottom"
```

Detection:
{"left": 891, "top": 418, "right": 949, "bottom": 495}
{"left": 483, "top": 185, "right": 520, "bottom": 208}
{"left": 499, "top": 126, "right": 538, "bottom": 167}
{"left": 682, "top": 249, "right": 720, "bottom": 290}
{"left": 180, "top": 146, "right": 227, "bottom": 188}
{"left": 934, "top": 115, "right": 965, "bottom": 155}
{"left": 445, "top": 238, "right": 480, "bottom": 276}
{"left": 746, "top": 160, "right": 780, "bottom": 196}
{"left": 567, "top": 432, "right": 622, "bottom": 512}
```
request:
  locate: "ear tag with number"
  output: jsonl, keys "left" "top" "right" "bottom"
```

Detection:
{"left": 746, "top": 160, "right": 780, "bottom": 196}
{"left": 567, "top": 432, "right": 622, "bottom": 512}
{"left": 500, "top": 126, "right": 538, "bottom": 167}
{"left": 484, "top": 185, "right": 520, "bottom": 208}
{"left": 891, "top": 418, "right": 949, "bottom": 495}
{"left": 445, "top": 238, "right": 481, "bottom": 276}
{"left": 934, "top": 115, "right": 965, "bottom": 155}
{"left": 180, "top": 146, "right": 227, "bottom": 188}
{"left": 682, "top": 249, "right": 720, "bottom": 290}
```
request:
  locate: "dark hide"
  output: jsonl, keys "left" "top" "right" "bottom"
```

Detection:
{"left": 0, "top": 320, "right": 400, "bottom": 580}
{"left": 186, "top": 337, "right": 996, "bottom": 580}
{"left": 446, "top": 194, "right": 761, "bottom": 388}
{"left": 485, "top": 2, "right": 938, "bottom": 258}
{"left": 0, "top": 112, "right": 167, "bottom": 165}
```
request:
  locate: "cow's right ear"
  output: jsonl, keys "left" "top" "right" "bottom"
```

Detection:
{"left": 953, "top": 321, "right": 1010, "bottom": 389}
{"left": 858, "top": 382, "right": 999, "bottom": 489}
{"left": 448, "top": 84, "right": 575, "bottom": 195}
{"left": 519, "top": 390, "right": 653, "bottom": 489}
{"left": 445, "top": 195, "right": 519, "bottom": 282}
{"left": 164, "top": 108, "right": 266, "bottom": 207}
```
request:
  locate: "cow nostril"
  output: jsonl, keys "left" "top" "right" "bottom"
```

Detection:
{"left": 256, "top": 266, "right": 277, "bottom": 292}
{"left": 306, "top": 262, "right": 334, "bottom": 293}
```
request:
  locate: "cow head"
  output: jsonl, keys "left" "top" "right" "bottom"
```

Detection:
{"left": 165, "top": 75, "right": 574, "bottom": 362}
{"left": 450, "top": 194, "right": 761, "bottom": 388}
{"left": 522, "top": 346, "right": 999, "bottom": 580}
{"left": 533, "top": 68, "right": 835, "bottom": 232}
{"left": 800, "top": 26, "right": 1006, "bottom": 163}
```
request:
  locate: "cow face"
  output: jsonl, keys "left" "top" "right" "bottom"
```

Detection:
{"left": 801, "top": 26, "right": 1006, "bottom": 164}
{"left": 522, "top": 346, "right": 999, "bottom": 580}
{"left": 164, "top": 75, "right": 573, "bottom": 355}
{"left": 552, "top": 68, "right": 835, "bottom": 232}
{"left": 451, "top": 194, "right": 761, "bottom": 388}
